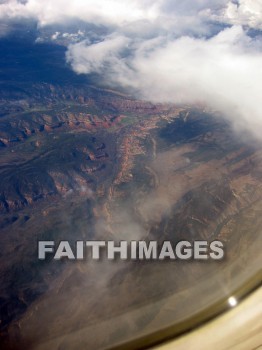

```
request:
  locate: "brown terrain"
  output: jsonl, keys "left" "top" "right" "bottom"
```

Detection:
{"left": 0, "top": 81, "right": 262, "bottom": 349}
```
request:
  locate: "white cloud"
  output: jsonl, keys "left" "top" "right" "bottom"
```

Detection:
{"left": 67, "top": 25, "right": 262, "bottom": 139}
{"left": 0, "top": 0, "right": 161, "bottom": 26}
{"left": 51, "top": 31, "right": 60, "bottom": 40}
{"left": 0, "top": 0, "right": 261, "bottom": 33}
{"left": 66, "top": 34, "right": 130, "bottom": 75}
{"left": 222, "top": 0, "right": 262, "bottom": 29}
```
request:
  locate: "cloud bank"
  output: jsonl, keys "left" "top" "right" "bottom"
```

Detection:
{"left": 1, "top": 0, "right": 262, "bottom": 138}
{"left": 1, "top": 0, "right": 261, "bottom": 33}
